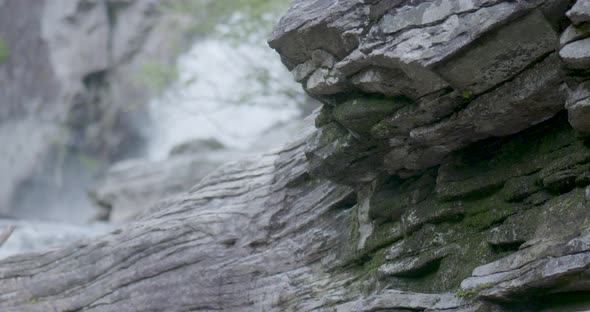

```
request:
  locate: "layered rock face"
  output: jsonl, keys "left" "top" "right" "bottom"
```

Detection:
{"left": 269, "top": 0, "right": 586, "bottom": 184}
{"left": 2, "top": 0, "right": 590, "bottom": 311}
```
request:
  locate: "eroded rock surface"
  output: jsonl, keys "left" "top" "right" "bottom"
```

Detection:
{"left": 2, "top": 0, "right": 590, "bottom": 311}
{"left": 270, "top": 0, "right": 573, "bottom": 182}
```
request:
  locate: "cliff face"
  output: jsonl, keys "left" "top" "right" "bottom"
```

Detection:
{"left": 2, "top": 0, "right": 590, "bottom": 311}
{"left": 0, "top": 0, "right": 187, "bottom": 219}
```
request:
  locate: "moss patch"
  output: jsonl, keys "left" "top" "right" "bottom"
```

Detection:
{"left": 333, "top": 96, "right": 411, "bottom": 133}
{"left": 0, "top": 35, "right": 10, "bottom": 63}
{"left": 456, "top": 282, "right": 495, "bottom": 298}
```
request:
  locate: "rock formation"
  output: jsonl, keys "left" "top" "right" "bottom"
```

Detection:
{"left": 0, "top": 0, "right": 190, "bottom": 219}
{"left": 90, "top": 140, "right": 236, "bottom": 222}
{"left": 2, "top": 0, "right": 590, "bottom": 311}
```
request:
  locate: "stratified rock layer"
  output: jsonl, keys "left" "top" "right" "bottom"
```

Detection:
{"left": 270, "top": 0, "right": 574, "bottom": 182}
{"left": 2, "top": 1, "right": 590, "bottom": 311}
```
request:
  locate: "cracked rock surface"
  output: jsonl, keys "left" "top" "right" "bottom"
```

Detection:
{"left": 270, "top": 0, "right": 572, "bottom": 182}
{"left": 3, "top": 0, "right": 590, "bottom": 311}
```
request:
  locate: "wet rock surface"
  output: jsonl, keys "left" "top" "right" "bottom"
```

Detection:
{"left": 3, "top": 0, "right": 590, "bottom": 311}
{"left": 270, "top": 0, "right": 571, "bottom": 181}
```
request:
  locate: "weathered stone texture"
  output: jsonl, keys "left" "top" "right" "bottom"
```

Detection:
{"left": 270, "top": 0, "right": 571, "bottom": 182}
{"left": 3, "top": 1, "right": 590, "bottom": 311}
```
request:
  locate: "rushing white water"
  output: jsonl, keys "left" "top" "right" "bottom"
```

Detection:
{"left": 147, "top": 39, "right": 302, "bottom": 160}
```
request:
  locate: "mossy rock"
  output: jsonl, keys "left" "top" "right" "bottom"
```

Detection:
{"left": 501, "top": 174, "right": 542, "bottom": 202}
{"left": 314, "top": 105, "right": 334, "bottom": 128}
{"left": 436, "top": 114, "right": 586, "bottom": 201}
{"left": 0, "top": 35, "right": 10, "bottom": 63}
{"left": 369, "top": 173, "right": 435, "bottom": 223}
{"left": 333, "top": 96, "right": 410, "bottom": 133}
{"left": 305, "top": 122, "right": 383, "bottom": 185}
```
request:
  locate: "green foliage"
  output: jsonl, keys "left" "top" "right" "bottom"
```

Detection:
{"left": 461, "top": 90, "right": 473, "bottom": 99}
{"left": 159, "top": 0, "right": 291, "bottom": 40}
{"left": 134, "top": 60, "right": 179, "bottom": 92}
{"left": 136, "top": 0, "right": 306, "bottom": 113}
{"left": 0, "top": 35, "right": 10, "bottom": 63}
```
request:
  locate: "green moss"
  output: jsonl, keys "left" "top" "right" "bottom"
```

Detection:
{"left": 456, "top": 282, "right": 495, "bottom": 298}
{"left": 313, "top": 122, "right": 349, "bottom": 146}
{"left": 29, "top": 297, "right": 39, "bottom": 304}
{"left": 334, "top": 114, "right": 590, "bottom": 295}
{"left": 347, "top": 206, "right": 360, "bottom": 245}
{"left": 362, "top": 222, "right": 402, "bottom": 254}
{"left": 333, "top": 97, "right": 410, "bottom": 133}
{"left": 437, "top": 114, "right": 582, "bottom": 202}
{"left": 314, "top": 105, "right": 334, "bottom": 128}
{"left": 0, "top": 35, "right": 10, "bottom": 63}
{"left": 461, "top": 90, "right": 473, "bottom": 99}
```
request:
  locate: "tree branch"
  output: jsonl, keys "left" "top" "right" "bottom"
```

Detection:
{"left": 0, "top": 224, "right": 16, "bottom": 247}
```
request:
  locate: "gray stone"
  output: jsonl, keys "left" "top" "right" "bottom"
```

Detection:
{"left": 272, "top": 0, "right": 567, "bottom": 179}
{"left": 0, "top": 125, "right": 366, "bottom": 311}
{"left": 306, "top": 67, "right": 348, "bottom": 95}
{"left": 292, "top": 49, "right": 339, "bottom": 82}
{"left": 0, "top": 220, "right": 112, "bottom": 260}
{"left": 407, "top": 54, "right": 565, "bottom": 169}
{"left": 3, "top": 2, "right": 590, "bottom": 311}
{"left": 368, "top": 173, "right": 435, "bottom": 223}
{"left": 567, "top": 81, "right": 590, "bottom": 134}
{"left": 560, "top": 23, "right": 590, "bottom": 48}
{"left": 462, "top": 230, "right": 590, "bottom": 301}
{"left": 567, "top": 0, "right": 590, "bottom": 25}
{"left": 560, "top": 37, "right": 590, "bottom": 69}
{"left": 305, "top": 122, "right": 382, "bottom": 186}
{"left": 435, "top": 10, "right": 558, "bottom": 94}
{"left": 378, "top": 245, "right": 456, "bottom": 278}
{"left": 90, "top": 150, "right": 235, "bottom": 223}
{"left": 371, "top": 90, "right": 463, "bottom": 138}
{"left": 335, "top": 290, "right": 464, "bottom": 312}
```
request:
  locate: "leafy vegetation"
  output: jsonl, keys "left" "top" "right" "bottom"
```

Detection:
{"left": 159, "top": 0, "right": 291, "bottom": 41}
{"left": 135, "top": 59, "right": 179, "bottom": 92}
{"left": 134, "top": 0, "right": 307, "bottom": 114}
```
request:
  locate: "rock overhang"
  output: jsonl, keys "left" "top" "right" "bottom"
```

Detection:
{"left": 269, "top": 0, "right": 586, "bottom": 185}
